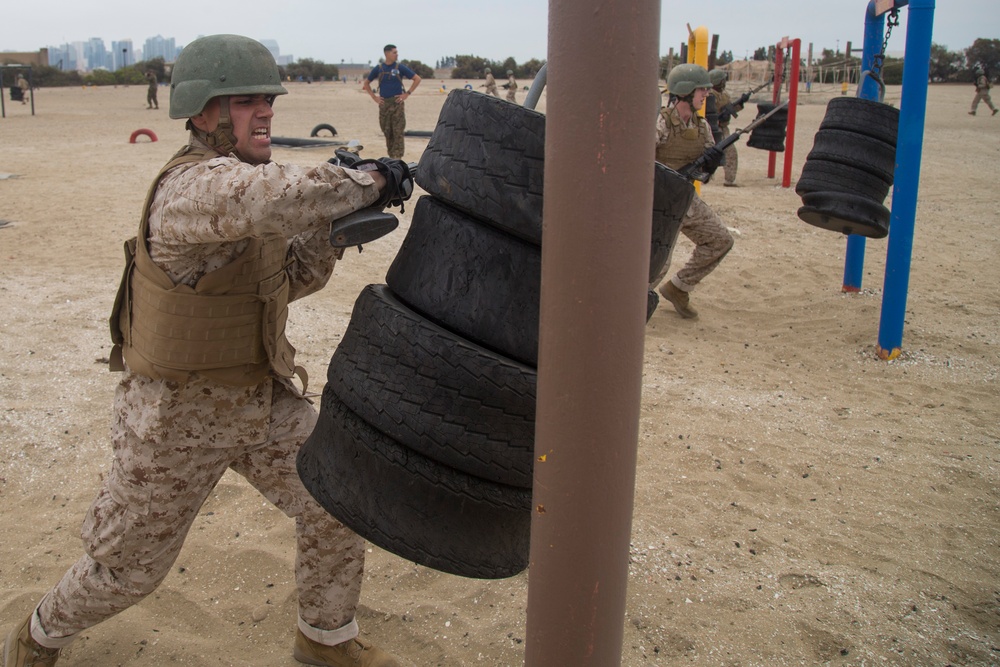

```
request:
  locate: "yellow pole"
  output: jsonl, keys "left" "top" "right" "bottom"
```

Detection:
{"left": 688, "top": 25, "right": 710, "bottom": 194}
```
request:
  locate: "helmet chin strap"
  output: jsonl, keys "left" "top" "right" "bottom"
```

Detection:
{"left": 189, "top": 97, "right": 244, "bottom": 161}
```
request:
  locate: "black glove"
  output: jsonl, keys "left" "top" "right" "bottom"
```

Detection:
{"left": 702, "top": 146, "right": 725, "bottom": 177}
{"left": 329, "top": 148, "right": 363, "bottom": 168}
{"left": 353, "top": 158, "right": 414, "bottom": 211}
{"left": 718, "top": 105, "right": 733, "bottom": 125}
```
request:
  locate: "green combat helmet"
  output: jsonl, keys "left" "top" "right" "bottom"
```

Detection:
{"left": 169, "top": 34, "right": 287, "bottom": 119}
{"left": 667, "top": 63, "right": 712, "bottom": 97}
{"left": 709, "top": 68, "right": 728, "bottom": 87}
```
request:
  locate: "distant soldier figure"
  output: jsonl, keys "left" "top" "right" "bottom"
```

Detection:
{"left": 505, "top": 69, "right": 518, "bottom": 103}
{"left": 16, "top": 73, "right": 29, "bottom": 105}
{"left": 363, "top": 44, "right": 422, "bottom": 159}
{"left": 144, "top": 70, "right": 159, "bottom": 109}
{"left": 708, "top": 68, "right": 740, "bottom": 187}
{"left": 969, "top": 65, "right": 997, "bottom": 116}
{"left": 483, "top": 67, "right": 500, "bottom": 97}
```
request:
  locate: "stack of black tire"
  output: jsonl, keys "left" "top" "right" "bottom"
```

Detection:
{"left": 745, "top": 102, "right": 789, "bottom": 152}
{"left": 795, "top": 97, "right": 899, "bottom": 238}
{"left": 297, "top": 89, "right": 693, "bottom": 579}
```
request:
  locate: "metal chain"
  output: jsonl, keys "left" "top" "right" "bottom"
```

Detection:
{"left": 871, "top": 8, "right": 899, "bottom": 79}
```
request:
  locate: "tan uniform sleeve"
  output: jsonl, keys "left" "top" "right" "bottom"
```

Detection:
{"left": 154, "top": 159, "right": 380, "bottom": 245}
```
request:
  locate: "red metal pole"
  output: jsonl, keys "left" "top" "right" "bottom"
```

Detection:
{"left": 782, "top": 39, "right": 802, "bottom": 188}
{"left": 524, "top": 0, "right": 661, "bottom": 664}
{"left": 768, "top": 43, "right": 785, "bottom": 179}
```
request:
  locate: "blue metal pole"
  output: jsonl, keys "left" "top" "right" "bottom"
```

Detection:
{"left": 842, "top": 1, "right": 885, "bottom": 291}
{"left": 877, "top": 0, "right": 934, "bottom": 359}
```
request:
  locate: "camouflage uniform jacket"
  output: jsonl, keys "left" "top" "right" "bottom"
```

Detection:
{"left": 119, "top": 134, "right": 381, "bottom": 449}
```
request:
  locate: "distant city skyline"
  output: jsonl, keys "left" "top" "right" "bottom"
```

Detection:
{"left": 2, "top": 0, "right": 997, "bottom": 73}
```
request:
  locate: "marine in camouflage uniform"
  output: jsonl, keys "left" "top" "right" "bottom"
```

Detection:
{"left": 363, "top": 44, "right": 422, "bottom": 159}
{"left": 969, "top": 66, "right": 998, "bottom": 116}
{"left": 3, "top": 34, "right": 405, "bottom": 667}
{"left": 653, "top": 64, "right": 733, "bottom": 319}
{"left": 145, "top": 70, "right": 158, "bottom": 109}
{"left": 505, "top": 70, "right": 518, "bottom": 103}
{"left": 709, "top": 69, "right": 739, "bottom": 186}
{"left": 484, "top": 67, "right": 500, "bottom": 97}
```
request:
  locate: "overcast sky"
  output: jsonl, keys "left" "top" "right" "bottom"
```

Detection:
{"left": 3, "top": 0, "right": 996, "bottom": 66}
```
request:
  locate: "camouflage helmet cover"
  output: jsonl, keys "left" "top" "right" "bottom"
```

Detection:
{"left": 667, "top": 63, "right": 712, "bottom": 97}
{"left": 169, "top": 34, "right": 288, "bottom": 118}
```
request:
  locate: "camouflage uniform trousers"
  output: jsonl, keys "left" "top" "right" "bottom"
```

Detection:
{"left": 30, "top": 380, "right": 365, "bottom": 650}
{"left": 379, "top": 96, "right": 407, "bottom": 159}
{"left": 147, "top": 85, "right": 158, "bottom": 109}
{"left": 506, "top": 84, "right": 517, "bottom": 103}
{"left": 970, "top": 88, "right": 997, "bottom": 114}
{"left": 651, "top": 193, "right": 734, "bottom": 292}
{"left": 720, "top": 123, "right": 738, "bottom": 185}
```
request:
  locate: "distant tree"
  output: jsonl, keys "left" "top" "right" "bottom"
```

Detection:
{"left": 716, "top": 50, "right": 733, "bottom": 66}
{"left": 22, "top": 65, "right": 78, "bottom": 87}
{"left": 928, "top": 43, "right": 963, "bottom": 82}
{"left": 521, "top": 58, "right": 545, "bottom": 77}
{"left": 284, "top": 58, "right": 340, "bottom": 82}
{"left": 83, "top": 69, "right": 117, "bottom": 86}
{"left": 753, "top": 47, "right": 768, "bottom": 61}
{"left": 401, "top": 59, "right": 434, "bottom": 79}
{"left": 451, "top": 55, "right": 492, "bottom": 78}
{"left": 133, "top": 56, "right": 166, "bottom": 81}
{"left": 965, "top": 38, "right": 1000, "bottom": 78}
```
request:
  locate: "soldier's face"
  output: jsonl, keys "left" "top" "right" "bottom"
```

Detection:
{"left": 691, "top": 88, "right": 707, "bottom": 110}
{"left": 194, "top": 95, "right": 275, "bottom": 164}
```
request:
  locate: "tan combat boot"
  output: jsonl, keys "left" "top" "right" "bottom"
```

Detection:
{"left": 293, "top": 630, "right": 404, "bottom": 667}
{"left": 659, "top": 281, "right": 698, "bottom": 319}
{"left": 3, "top": 615, "right": 60, "bottom": 667}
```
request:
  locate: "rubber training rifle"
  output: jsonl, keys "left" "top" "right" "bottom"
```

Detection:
{"left": 679, "top": 100, "right": 789, "bottom": 183}
{"left": 328, "top": 147, "right": 419, "bottom": 250}
{"left": 721, "top": 76, "right": 773, "bottom": 122}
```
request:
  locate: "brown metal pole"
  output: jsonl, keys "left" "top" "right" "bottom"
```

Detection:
{"left": 524, "top": 0, "right": 661, "bottom": 665}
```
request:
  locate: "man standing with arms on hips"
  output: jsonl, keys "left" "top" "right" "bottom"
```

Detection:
{"left": 363, "top": 44, "right": 421, "bottom": 159}
{"left": 3, "top": 34, "right": 410, "bottom": 667}
{"left": 652, "top": 63, "right": 732, "bottom": 320}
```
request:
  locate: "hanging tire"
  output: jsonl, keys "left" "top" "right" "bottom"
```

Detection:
{"left": 310, "top": 123, "right": 338, "bottom": 137}
{"left": 386, "top": 196, "right": 542, "bottom": 366}
{"left": 297, "top": 386, "right": 531, "bottom": 579}
{"left": 416, "top": 89, "right": 546, "bottom": 244}
{"left": 795, "top": 158, "right": 892, "bottom": 201}
{"left": 819, "top": 97, "right": 899, "bottom": 145}
{"left": 327, "top": 285, "right": 537, "bottom": 489}
{"left": 797, "top": 190, "right": 889, "bottom": 239}
{"left": 806, "top": 129, "right": 896, "bottom": 182}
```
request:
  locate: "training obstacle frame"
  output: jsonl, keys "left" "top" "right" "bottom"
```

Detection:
{"left": 839, "top": 0, "right": 934, "bottom": 360}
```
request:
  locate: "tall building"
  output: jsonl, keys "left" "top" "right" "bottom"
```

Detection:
{"left": 259, "top": 39, "right": 293, "bottom": 66}
{"left": 143, "top": 35, "right": 178, "bottom": 62}
{"left": 84, "top": 37, "right": 110, "bottom": 70}
{"left": 110, "top": 40, "right": 135, "bottom": 70}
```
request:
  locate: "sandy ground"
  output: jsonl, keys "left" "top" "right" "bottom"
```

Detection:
{"left": 1, "top": 79, "right": 998, "bottom": 666}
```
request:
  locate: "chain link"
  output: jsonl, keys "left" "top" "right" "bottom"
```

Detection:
{"left": 871, "top": 8, "right": 899, "bottom": 79}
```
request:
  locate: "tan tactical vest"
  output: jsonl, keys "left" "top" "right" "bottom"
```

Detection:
{"left": 655, "top": 106, "right": 709, "bottom": 170}
{"left": 109, "top": 146, "right": 302, "bottom": 388}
